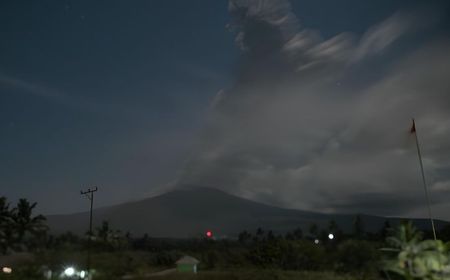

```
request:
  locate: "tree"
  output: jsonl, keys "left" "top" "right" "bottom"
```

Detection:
{"left": 379, "top": 219, "right": 392, "bottom": 240}
{"left": 254, "top": 227, "right": 265, "bottom": 242}
{"left": 328, "top": 219, "right": 342, "bottom": 240}
{"left": 328, "top": 220, "right": 338, "bottom": 233}
{"left": 336, "top": 240, "right": 380, "bottom": 273}
{"left": 53, "top": 231, "right": 81, "bottom": 250}
{"left": 293, "top": 227, "right": 303, "bottom": 240}
{"left": 309, "top": 223, "right": 318, "bottom": 238}
{"left": 353, "top": 214, "right": 364, "bottom": 239}
{"left": 0, "top": 196, "right": 10, "bottom": 220}
{"left": 95, "top": 220, "right": 126, "bottom": 250}
{"left": 97, "top": 220, "right": 112, "bottom": 242}
{"left": 266, "top": 230, "right": 275, "bottom": 241}
{"left": 256, "top": 227, "right": 264, "bottom": 236}
{"left": 279, "top": 239, "right": 326, "bottom": 270}
{"left": 11, "top": 198, "right": 47, "bottom": 249}
{"left": 438, "top": 224, "right": 450, "bottom": 242}
{"left": 238, "top": 230, "right": 252, "bottom": 244}
{"left": 386, "top": 221, "right": 422, "bottom": 248}
{"left": 0, "top": 197, "right": 14, "bottom": 253}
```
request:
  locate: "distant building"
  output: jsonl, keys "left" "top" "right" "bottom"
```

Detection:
{"left": 175, "top": 255, "right": 199, "bottom": 273}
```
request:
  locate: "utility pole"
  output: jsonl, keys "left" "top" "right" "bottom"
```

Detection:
{"left": 81, "top": 186, "right": 98, "bottom": 279}
{"left": 411, "top": 119, "right": 437, "bottom": 240}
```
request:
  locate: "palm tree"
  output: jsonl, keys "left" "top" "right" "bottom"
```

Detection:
{"left": 11, "top": 198, "right": 48, "bottom": 246}
{"left": 382, "top": 221, "right": 450, "bottom": 279}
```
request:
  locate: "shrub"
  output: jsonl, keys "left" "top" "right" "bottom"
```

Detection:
{"left": 335, "top": 239, "right": 380, "bottom": 273}
{"left": 382, "top": 222, "right": 450, "bottom": 279}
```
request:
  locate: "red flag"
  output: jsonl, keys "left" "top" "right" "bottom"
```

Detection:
{"left": 410, "top": 119, "right": 416, "bottom": 134}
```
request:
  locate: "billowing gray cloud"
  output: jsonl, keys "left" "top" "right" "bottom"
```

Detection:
{"left": 179, "top": 0, "right": 450, "bottom": 220}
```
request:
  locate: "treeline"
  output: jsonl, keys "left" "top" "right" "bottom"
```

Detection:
{"left": 43, "top": 217, "right": 450, "bottom": 277}
{"left": 3, "top": 196, "right": 450, "bottom": 279}
{"left": 40, "top": 221, "right": 384, "bottom": 276}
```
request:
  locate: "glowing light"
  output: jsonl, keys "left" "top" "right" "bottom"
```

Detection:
{"left": 2, "top": 267, "right": 12, "bottom": 274}
{"left": 64, "top": 267, "right": 75, "bottom": 277}
{"left": 80, "top": 270, "right": 86, "bottom": 278}
{"left": 206, "top": 230, "right": 213, "bottom": 238}
{"left": 314, "top": 239, "right": 319, "bottom": 244}
{"left": 328, "top": 233, "right": 334, "bottom": 240}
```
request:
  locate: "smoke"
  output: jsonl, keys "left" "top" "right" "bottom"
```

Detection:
{"left": 179, "top": 0, "right": 450, "bottom": 219}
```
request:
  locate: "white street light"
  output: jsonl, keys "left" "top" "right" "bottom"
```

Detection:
{"left": 328, "top": 233, "right": 334, "bottom": 240}
{"left": 314, "top": 239, "right": 320, "bottom": 244}
{"left": 2, "top": 267, "right": 12, "bottom": 274}
{"left": 64, "top": 267, "right": 75, "bottom": 277}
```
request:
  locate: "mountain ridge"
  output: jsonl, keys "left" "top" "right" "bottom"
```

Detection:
{"left": 47, "top": 187, "right": 448, "bottom": 238}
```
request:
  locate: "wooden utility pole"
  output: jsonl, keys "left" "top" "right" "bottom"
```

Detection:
{"left": 81, "top": 186, "right": 98, "bottom": 278}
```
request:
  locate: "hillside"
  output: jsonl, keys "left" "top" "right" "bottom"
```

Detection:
{"left": 46, "top": 187, "right": 447, "bottom": 238}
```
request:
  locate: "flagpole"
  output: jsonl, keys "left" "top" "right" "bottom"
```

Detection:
{"left": 412, "top": 118, "right": 437, "bottom": 240}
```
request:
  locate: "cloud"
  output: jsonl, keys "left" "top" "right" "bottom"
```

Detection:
{"left": 179, "top": 0, "right": 450, "bottom": 220}
{"left": 432, "top": 181, "right": 450, "bottom": 192}
{"left": 352, "top": 13, "right": 416, "bottom": 61}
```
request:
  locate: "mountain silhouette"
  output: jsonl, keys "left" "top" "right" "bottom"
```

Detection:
{"left": 47, "top": 187, "right": 447, "bottom": 238}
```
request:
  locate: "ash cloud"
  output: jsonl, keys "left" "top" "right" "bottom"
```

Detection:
{"left": 179, "top": 0, "right": 450, "bottom": 220}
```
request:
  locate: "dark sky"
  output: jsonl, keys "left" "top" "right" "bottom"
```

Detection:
{"left": 1, "top": 0, "right": 450, "bottom": 219}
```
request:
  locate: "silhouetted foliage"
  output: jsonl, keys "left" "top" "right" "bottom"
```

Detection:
{"left": 382, "top": 221, "right": 450, "bottom": 279}
{"left": 238, "top": 230, "right": 252, "bottom": 244}
{"left": 293, "top": 227, "right": 303, "bottom": 240}
{"left": 353, "top": 214, "right": 364, "bottom": 239}
{"left": 335, "top": 239, "right": 380, "bottom": 273}
{"left": 379, "top": 219, "right": 392, "bottom": 240}
{"left": 0, "top": 197, "right": 47, "bottom": 253}
{"left": 438, "top": 223, "right": 450, "bottom": 242}
{"left": 0, "top": 196, "right": 14, "bottom": 253}
{"left": 309, "top": 223, "right": 319, "bottom": 238}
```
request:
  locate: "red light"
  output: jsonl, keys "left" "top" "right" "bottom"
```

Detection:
{"left": 206, "top": 230, "right": 213, "bottom": 238}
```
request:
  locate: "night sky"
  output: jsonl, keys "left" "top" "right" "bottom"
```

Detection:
{"left": 1, "top": 0, "right": 450, "bottom": 219}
